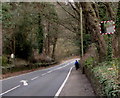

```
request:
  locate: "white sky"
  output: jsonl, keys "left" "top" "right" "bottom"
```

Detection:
{"left": 1, "top": 0, "right": 120, "bottom": 2}
{"left": 69, "top": 0, "right": 74, "bottom": 2}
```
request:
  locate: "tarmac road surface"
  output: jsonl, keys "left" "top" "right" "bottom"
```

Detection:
{"left": 0, "top": 59, "right": 78, "bottom": 97}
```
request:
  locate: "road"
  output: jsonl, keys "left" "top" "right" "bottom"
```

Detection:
{"left": 0, "top": 59, "right": 77, "bottom": 97}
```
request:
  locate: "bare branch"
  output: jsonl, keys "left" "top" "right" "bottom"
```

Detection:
{"left": 57, "top": 2, "right": 79, "bottom": 22}
{"left": 42, "top": 13, "right": 76, "bottom": 33}
{"left": 68, "top": 2, "right": 80, "bottom": 18}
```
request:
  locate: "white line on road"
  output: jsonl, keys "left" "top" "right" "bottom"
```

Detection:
{"left": 31, "top": 76, "right": 39, "bottom": 80}
{"left": 0, "top": 85, "right": 20, "bottom": 96}
{"left": 54, "top": 61, "right": 74, "bottom": 71}
{"left": 41, "top": 73, "right": 47, "bottom": 76}
{"left": 41, "top": 61, "right": 74, "bottom": 76}
{"left": 47, "top": 71, "right": 53, "bottom": 73}
{"left": 54, "top": 66, "right": 74, "bottom": 97}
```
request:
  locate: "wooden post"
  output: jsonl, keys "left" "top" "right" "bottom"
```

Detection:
{"left": 80, "top": 7, "right": 83, "bottom": 57}
{"left": 80, "top": 7, "right": 85, "bottom": 74}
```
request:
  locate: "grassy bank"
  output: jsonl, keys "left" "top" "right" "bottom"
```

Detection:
{"left": 84, "top": 57, "right": 120, "bottom": 97}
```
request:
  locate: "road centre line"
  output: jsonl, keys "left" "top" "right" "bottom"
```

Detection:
{"left": 47, "top": 70, "right": 53, "bottom": 73}
{"left": 41, "top": 73, "right": 47, "bottom": 76}
{"left": 55, "top": 61, "right": 74, "bottom": 70}
{"left": 31, "top": 76, "right": 39, "bottom": 81}
{"left": 41, "top": 61, "right": 74, "bottom": 76}
{"left": 0, "top": 85, "right": 20, "bottom": 96}
{"left": 1, "top": 59, "right": 76, "bottom": 81}
{"left": 54, "top": 66, "right": 74, "bottom": 97}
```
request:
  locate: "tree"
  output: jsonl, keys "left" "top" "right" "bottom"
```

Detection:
{"left": 41, "top": 3, "right": 60, "bottom": 59}
{"left": 15, "top": 24, "right": 32, "bottom": 60}
{"left": 113, "top": 2, "right": 120, "bottom": 58}
{"left": 56, "top": 2, "right": 107, "bottom": 61}
{"left": 2, "top": 2, "right": 43, "bottom": 60}
{"left": 37, "top": 13, "right": 44, "bottom": 54}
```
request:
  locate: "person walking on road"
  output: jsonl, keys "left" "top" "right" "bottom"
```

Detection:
{"left": 74, "top": 60, "right": 79, "bottom": 70}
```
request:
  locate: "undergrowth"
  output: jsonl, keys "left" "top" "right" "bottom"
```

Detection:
{"left": 84, "top": 57, "right": 120, "bottom": 96}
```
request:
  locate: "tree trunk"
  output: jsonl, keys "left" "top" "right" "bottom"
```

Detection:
{"left": 0, "top": 24, "right": 2, "bottom": 56}
{"left": 44, "top": 21, "right": 50, "bottom": 56}
{"left": 81, "top": 2, "right": 107, "bottom": 62}
{"left": 47, "top": 22, "right": 50, "bottom": 56}
{"left": 104, "top": 2, "right": 116, "bottom": 20}
{"left": 52, "top": 37, "right": 57, "bottom": 60}
{"left": 112, "top": 2, "right": 120, "bottom": 58}
{"left": 38, "top": 13, "right": 43, "bottom": 54}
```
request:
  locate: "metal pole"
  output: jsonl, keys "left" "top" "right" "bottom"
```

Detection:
{"left": 80, "top": 7, "right": 83, "bottom": 57}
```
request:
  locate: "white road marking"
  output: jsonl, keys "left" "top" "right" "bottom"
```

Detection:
{"left": 54, "top": 66, "right": 74, "bottom": 97}
{"left": 41, "top": 73, "right": 47, "bottom": 76}
{"left": 41, "top": 61, "right": 74, "bottom": 76}
{"left": 31, "top": 76, "right": 39, "bottom": 80}
{"left": 0, "top": 59, "right": 78, "bottom": 81}
{"left": 47, "top": 70, "right": 53, "bottom": 73}
{"left": 20, "top": 80, "right": 28, "bottom": 86}
{"left": 55, "top": 61, "right": 74, "bottom": 71}
{"left": 0, "top": 85, "right": 20, "bottom": 96}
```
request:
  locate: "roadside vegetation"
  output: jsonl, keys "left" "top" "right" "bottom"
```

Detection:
{"left": 84, "top": 57, "right": 120, "bottom": 96}
{"left": 76, "top": 2, "right": 120, "bottom": 96}
{"left": 93, "top": 60, "right": 119, "bottom": 96}
{"left": 1, "top": 2, "right": 79, "bottom": 74}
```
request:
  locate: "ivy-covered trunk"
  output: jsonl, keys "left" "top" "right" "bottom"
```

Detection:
{"left": 81, "top": 2, "right": 107, "bottom": 62}
{"left": 37, "top": 13, "right": 44, "bottom": 54}
{"left": 112, "top": 2, "right": 120, "bottom": 80}
{"left": 113, "top": 2, "right": 120, "bottom": 58}
{"left": 52, "top": 37, "right": 57, "bottom": 60}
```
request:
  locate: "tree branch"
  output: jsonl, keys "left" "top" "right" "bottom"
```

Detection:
{"left": 68, "top": 2, "right": 80, "bottom": 18}
{"left": 57, "top": 2, "right": 79, "bottom": 22}
{"left": 43, "top": 13, "right": 76, "bottom": 33}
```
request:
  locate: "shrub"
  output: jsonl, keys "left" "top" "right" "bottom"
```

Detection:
{"left": 15, "top": 31, "right": 33, "bottom": 60}
{"left": 92, "top": 61, "right": 120, "bottom": 96}
{"left": 2, "top": 55, "right": 8, "bottom": 66}
{"left": 84, "top": 56, "right": 94, "bottom": 68}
